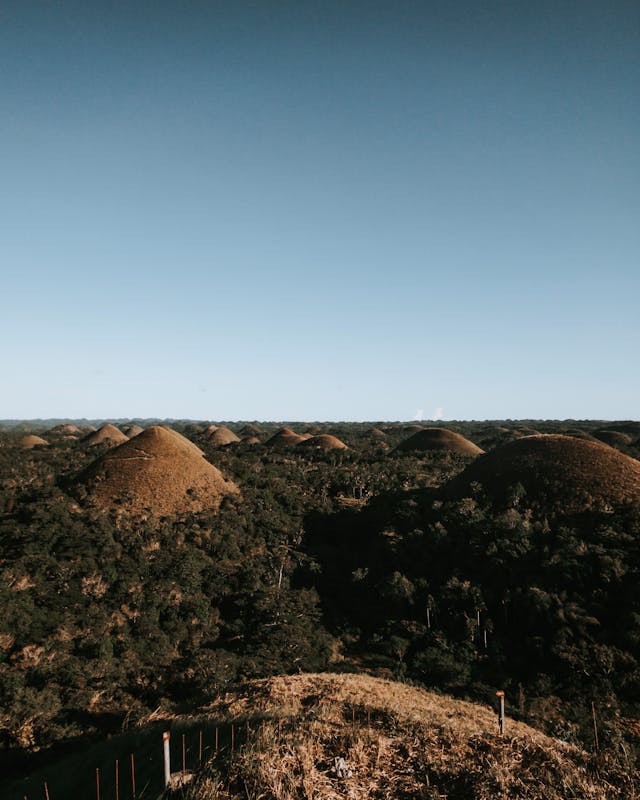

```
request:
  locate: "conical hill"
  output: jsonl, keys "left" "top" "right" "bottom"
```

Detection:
{"left": 206, "top": 426, "right": 241, "bottom": 446}
{"left": 18, "top": 434, "right": 48, "bottom": 449}
{"left": 298, "top": 433, "right": 348, "bottom": 450}
{"left": 264, "top": 427, "right": 307, "bottom": 447}
{"left": 122, "top": 424, "right": 144, "bottom": 438}
{"left": 74, "top": 426, "right": 239, "bottom": 518}
{"left": 447, "top": 433, "right": 640, "bottom": 512}
{"left": 395, "top": 427, "right": 484, "bottom": 456}
{"left": 83, "top": 424, "right": 129, "bottom": 447}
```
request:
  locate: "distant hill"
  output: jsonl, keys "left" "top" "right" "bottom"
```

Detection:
{"left": 298, "top": 434, "right": 348, "bottom": 450}
{"left": 17, "top": 434, "right": 48, "bottom": 450}
{"left": 394, "top": 427, "right": 484, "bottom": 456}
{"left": 83, "top": 424, "right": 128, "bottom": 448}
{"left": 265, "top": 427, "right": 308, "bottom": 448}
{"left": 206, "top": 426, "right": 241, "bottom": 446}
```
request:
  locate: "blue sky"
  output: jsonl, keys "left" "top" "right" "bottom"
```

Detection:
{"left": 2, "top": 1, "right": 638, "bottom": 421}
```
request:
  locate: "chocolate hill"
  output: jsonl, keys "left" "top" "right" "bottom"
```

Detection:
{"left": 49, "top": 423, "right": 81, "bottom": 434}
{"left": 121, "top": 424, "right": 144, "bottom": 438}
{"left": 83, "top": 424, "right": 129, "bottom": 448}
{"left": 264, "top": 427, "right": 307, "bottom": 448}
{"left": 592, "top": 428, "right": 634, "bottom": 448}
{"left": 73, "top": 426, "right": 239, "bottom": 518}
{"left": 18, "top": 434, "right": 48, "bottom": 449}
{"left": 395, "top": 427, "right": 484, "bottom": 456}
{"left": 297, "top": 433, "right": 348, "bottom": 450}
{"left": 447, "top": 434, "right": 640, "bottom": 512}
{"left": 206, "top": 426, "right": 241, "bottom": 446}
{"left": 239, "top": 423, "right": 262, "bottom": 437}
{"left": 170, "top": 673, "right": 628, "bottom": 800}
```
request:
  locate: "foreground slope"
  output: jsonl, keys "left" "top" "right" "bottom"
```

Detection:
{"left": 164, "top": 673, "right": 631, "bottom": 799}
{"left": 73, "top": 425, "right": 239, "bottom": 517}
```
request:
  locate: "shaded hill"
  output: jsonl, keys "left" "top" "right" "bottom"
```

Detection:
{"left": 395, "top": 427, "right": 484, "bottom": 456}
{"left": 83, "top": 424, "right": 129, "bottom": 448}
{"left": 298, "top": 434, "right": 348, "bottom": 451}
{"left": 239, "top": 423, "right": 262, "bottom": 437}
{"left": 73, "top": 426, "right": 239, "bottom": 518}
{"left": 592, "top": 429, "right": 634, "bottom": 448}
{"left": 121, "top": 424, "right": 144, "bottom": 438}
{"left": 447, "top": 434, "right": 640, "bottom": 512}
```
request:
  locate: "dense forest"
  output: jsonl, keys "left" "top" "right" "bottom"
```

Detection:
{"left": 1, "top": 419, "right": 640, "bottom": 787}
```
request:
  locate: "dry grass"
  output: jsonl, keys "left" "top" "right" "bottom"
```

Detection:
{"left": 160, "top": 673, "right": 634, "bottom": 799}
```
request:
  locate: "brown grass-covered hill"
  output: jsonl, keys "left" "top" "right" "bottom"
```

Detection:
{"left": 73, "top": 426, "right": 239, "bottom": 518}
{"left": 48, "top": 423, "right": 82, "bottom": 434}
{"left": 395, "top": 427, "right": 484, "bottom": 456}
{"left": 121, "top": 424, "right": 144, "bottom": 438}
{"left": 298, "top": 434, "right": 349, "bottom": 451}
{"left": 265, "top": 427, "right": 308, "bottom": 448}
{"left": 17, "top": 434, "right": 48, "bottom": 449}
{"left": 592, "top": 428, "right": 634, "bottom": 448}
{"left": 239, "top": 423, "right": 262, "bottom": 437}
{"left": 160, "top": 673, "right": 632, "bottom": 800}
{"left": 206, "top": 426, "right": 241, "bottom": 447}
{"left": 447, "top": 434, "right": 640, "bottom": 513}
{"left": 83, "top": 423, "right": 129, "bottom": 448}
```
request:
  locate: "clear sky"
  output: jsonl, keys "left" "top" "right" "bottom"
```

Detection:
{"left": 2, "top": 1, "right": 638, "bottom": 421}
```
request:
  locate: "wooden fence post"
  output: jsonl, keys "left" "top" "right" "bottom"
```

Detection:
{"left": 95, "top": 767, "right": 100, "bottom": 800}
{"left": 130, "top": 753, "right": 136, "bottom": 799}
{"left": 199, "top": 730, "right": 203, "bottom": 765}
{"left": 163, "top": 731, "right": 171, "bottom": 787}
{"left": 182, "top": 733, "right": 186, "bottom": 774}
{"left": 496, "top": 690, "right": 505, "bottom": 734}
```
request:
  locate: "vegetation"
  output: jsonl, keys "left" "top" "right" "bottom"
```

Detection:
{"left": 1, "top": 419, "right": 640, "bottom": 795}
